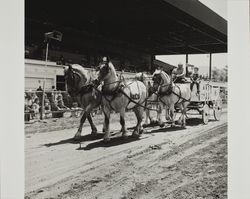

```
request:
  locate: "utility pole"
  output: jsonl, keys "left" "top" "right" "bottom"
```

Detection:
{"left": 40, "top": 31, "right": 62, "bottom": 120}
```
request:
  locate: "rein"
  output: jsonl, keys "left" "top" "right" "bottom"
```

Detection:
{"left": 154, "top": 71, "right": 191, "bottom": 105}
{"left": 97, "top": 78, "right": 156, "bottom": 111}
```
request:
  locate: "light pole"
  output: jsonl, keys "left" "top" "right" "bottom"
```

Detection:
{"left": 40, "top": 41, "right": 49, "bottom": 120}
{"left": 40, "top": 31, "right": 62, "bottom": 120}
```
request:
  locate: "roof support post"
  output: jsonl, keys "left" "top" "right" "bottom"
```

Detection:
{"left": 186, "top": 54, "right": 189, "bottom": 76}
{"left": 209, "top": 53, "right": 212, "bottom": 80}
{"left": 150, "top": 55, "right": 155, "bottom": 73}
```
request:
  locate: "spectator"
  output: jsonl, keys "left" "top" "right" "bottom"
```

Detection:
{"left": 25, "top": 93, "right": 34, "bottom": 121}
{"left": 44, "top": 99, "right": 52, "bottom": 119}
{"left": 37, "top": 86, "right": 43, "bottom": 91}
{"left": 71, "top": 102, "right": 83, "bottom": 118}
{"left": 57, "top": 95, "right": 69, "bottom": 110}
{"left": 32, "top": 98, "right": 40, "bottom": 119}
{"left": 30, "top": 92, "right": 38, "bottom": 104}
{"left": 52, "top": 85, "right": 56, "bottom": 92}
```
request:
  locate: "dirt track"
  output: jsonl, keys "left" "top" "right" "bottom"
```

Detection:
{"left": 25, "top": 112, "right": 227, "bottom": 199}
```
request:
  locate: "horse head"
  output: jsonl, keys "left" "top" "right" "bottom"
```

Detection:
{"left": 64, "top": 64, "right": 88, "bottom": 96}
{"left": 152, "top": 69, "right": 172, "bottom": 93}
{"left": 97, "top": 60, "right": 116, "bottom": 83}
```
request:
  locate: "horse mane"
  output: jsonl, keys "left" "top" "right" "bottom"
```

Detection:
{"left": 71, "top": 64, "right": 92, "bottom": 84}
{"left": 153, "top": 69, "right": 172, "bottom": 85}
{"left": 135, "top": 72, "right": 148, "bottom": 86}
{"left": 108, "top": 62, "right": 117, "bottom": 77}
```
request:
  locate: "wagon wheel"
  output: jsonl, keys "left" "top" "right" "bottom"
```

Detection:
{"left": 202, "top": 104, "right": 210, "bottom": 124}
{"left": 213, "top": 97, "right": 223, "bottom": 121}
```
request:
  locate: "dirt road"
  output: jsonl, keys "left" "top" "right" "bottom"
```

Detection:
{"left": 25, "top": 112, "right": 227, "bottom": 199}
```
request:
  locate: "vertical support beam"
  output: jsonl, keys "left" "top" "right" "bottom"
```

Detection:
{"left": 185, "top": 54, "right": 189, "bottom": 76}
{"left": 40, "top": 41, "right": 49, "bottom": 120}
{"left": 150, "top": 55, "right": 155, "bottom": 73}
{"left": 186, "top": 54, "right": 189, "bottom": 64}
{"left": 209, "top": 53, "right": 212, "bottom": 80}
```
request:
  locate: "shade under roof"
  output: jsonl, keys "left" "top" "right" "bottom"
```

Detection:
{"left": 25, "top": 0, "right": 227, "bottom": 55}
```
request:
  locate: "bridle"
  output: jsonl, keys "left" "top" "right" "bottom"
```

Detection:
{"left": 65, "top": 68, "right": 83, "bottom": 96}
{"left": 152, "top": 71, "right": 173, "bottom": 95}
{"left": 152, "top": 70, "right": 191, "bottom": 105}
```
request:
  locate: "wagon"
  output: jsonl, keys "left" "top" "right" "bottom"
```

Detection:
{"left": 186, "top": 80, "right": 223, "bottom": 124}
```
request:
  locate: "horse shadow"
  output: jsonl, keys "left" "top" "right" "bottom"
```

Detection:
{"left": 43, "top": 133, "right": 104, "bottom": 147}
{"left": 147, "top": 125, "right": 185, "bottom": 134}
{"left": 78, "top": 135, "right": 150, "bottom": 151}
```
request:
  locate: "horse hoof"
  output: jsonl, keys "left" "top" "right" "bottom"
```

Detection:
{"left": 74, "top": 136, "right": 81, "bottom": 141}
{"left": 91, "top": 131, "right": 98, "bottom": 136}
{"left": 139, "top": 129, "right": 145, "bottom": 134}
{"left": 131, "top": 133, "right": 140, "bottom": 138}
{"left": 74, "top": 133, "right": 81, "bottom": 140}
{"left": 103, "top": 137, "right": 110, "bottom": 142}
{"left": 122, "top": 132, "right": 129, "bottom": 138}
{"left": 151, "top": 120, "right": 158, "bottom": 125}
{"left": 159, "top": 123, "right": 165, "bottom": 128}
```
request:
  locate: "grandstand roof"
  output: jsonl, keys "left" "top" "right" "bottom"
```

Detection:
{"left": 154, "top": 59, "right": 176, "bottom": 74}
{"left": 25, "top": 0, "right": 227, "bottom": 55}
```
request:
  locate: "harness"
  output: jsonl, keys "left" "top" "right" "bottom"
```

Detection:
{"left": 66, "top": 68, "right": 96, "bottom": 97}
{"left": 154, "top": 71, "right": 191, "bottom": 106}
{"left": 99, "top": 77, "right": 155, "bottom": 111}
{"left": 101, "top": 80, "right": 124, "bottom": 110}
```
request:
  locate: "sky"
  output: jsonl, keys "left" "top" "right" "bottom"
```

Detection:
{"left": 156, "top": 0, "right": 227, "bottom": 75}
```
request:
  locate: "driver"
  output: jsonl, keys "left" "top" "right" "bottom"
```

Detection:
{"left": 172, "top": 63, "right": 186, "bottom": 83}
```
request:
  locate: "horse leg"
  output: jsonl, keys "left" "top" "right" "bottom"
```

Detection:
{"left": 158, "top": 103, "right": 165, "bottom": 127}
{"left": 132, "top": 107, "right": 144, "bottom": 138}
{"left": 145, "top": 108, "right": 150, "bottom": 125}
{"left": 165, "top": 106, "right": 171, "bottom": 121}
{"left": 169, "top": 104, "right": 175, "bottom": 127}
{"left": 74, "top": 104, "right": 94, "bottom": 139}
{"left": 120, "top": 108, "right": 128, "bottom": 138}
{"left": 103, "top": 107, "right": 111, "bottom": 142}
{"left": 87, "top": 114, "right": 97, "bottom": 136}
{"left": 181, "top": 102, "right": 189, "bottom": 128}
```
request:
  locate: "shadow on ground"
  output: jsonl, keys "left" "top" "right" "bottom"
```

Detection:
{"left": 43, "top": 118, "right": 218, "bottom": 148}
{"left": 44, "top": 133, "right": 105, "bottom": 147}
{"left": 78, "top": 135, "right": 149, "bottom": 151}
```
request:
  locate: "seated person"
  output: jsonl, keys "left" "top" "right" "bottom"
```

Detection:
{"left": 25, "top": 93, "right": 34, "bottom": 121}
{"left": 44, "top": 99, "right": 52, "bottom": 119}
{"left": 31, "top": 92, "right": 38, "bottom": 104}
{"left": 190, "top": 67, "right": 200, "bottom": 94}
{"left": 57, "top": 95, "right": 69, "bottom": 110}
{"left": 32, "top": 98, "right": 40, "bottom": 119}
{"left": 71, "top": 102, "right": 83, "bottom": 118}
{"left": 172, "top": 63, "right": 187, "bottom": 83}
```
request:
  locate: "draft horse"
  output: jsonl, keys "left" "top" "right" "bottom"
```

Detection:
{"left": 152, "top": 69, "right": 191, "bottom": 128}
{"left": 64, "top": 64, "right": 102, "bottom": 139}
{"left": 97, "top": 61, "right": 147, "bottom": 141}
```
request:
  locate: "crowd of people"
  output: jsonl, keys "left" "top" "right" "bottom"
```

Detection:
{"left": 24, "top": 86, "right": 83, "bottom": 121}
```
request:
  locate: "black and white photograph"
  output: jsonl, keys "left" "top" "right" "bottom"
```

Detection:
{"left": 23, "top": 0, "right": 228, "bottom": 198}
{"left": 2, "top": 0, "right": 250, "bottom": 198}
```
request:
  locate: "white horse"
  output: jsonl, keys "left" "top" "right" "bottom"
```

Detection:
{"left": 64, "top": 64, "right": 102, "bottom": 139}
{"left": 152, "top": 69, "right": 191, "bottom": 127}
{"left": 97, "top": 62, "right": 147, "bottom": 141}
